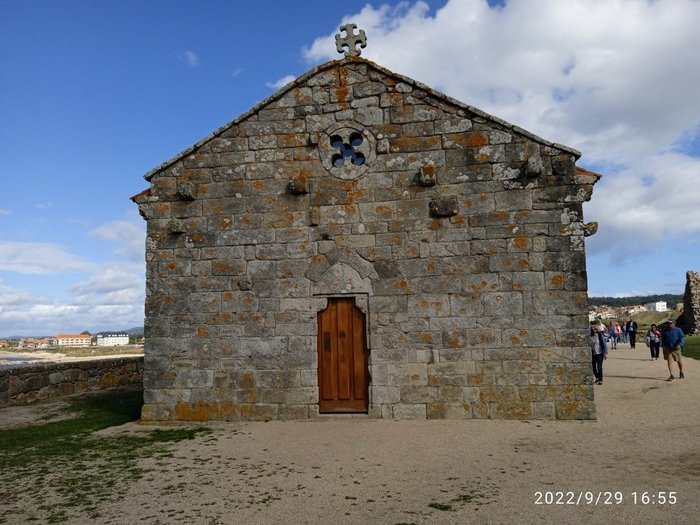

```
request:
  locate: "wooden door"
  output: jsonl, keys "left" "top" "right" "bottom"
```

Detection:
{"left": 317, "top": 298, "right": 369, "bottom": 413}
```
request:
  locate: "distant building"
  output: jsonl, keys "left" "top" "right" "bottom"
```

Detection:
{"left": 644, "top": 301, "right": 667, "bottom": 312}
{"left": 19, "top": 338, "right": 52, "bottom": 349}
{"left": 95, "top": 332, "right": 130, "bottom": 347}
{"left": 53, "top": 334, "right": 92, "bottom": 347}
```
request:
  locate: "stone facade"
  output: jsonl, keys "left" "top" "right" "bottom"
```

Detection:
{"left": 0, "top": 357, "right": 143, "bottom": 407}
{"left": 679, "top": 270, "right": 700, "bottom": 335}
{"left": 132, "top": 57, "right": 600, "bottom": 422}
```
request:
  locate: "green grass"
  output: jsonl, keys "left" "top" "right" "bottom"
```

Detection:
{"left": 683, "top": 335, "right": 700, "bottom": 361}
{"left": 0, "top": 389, "right": 210, "bottom": 524}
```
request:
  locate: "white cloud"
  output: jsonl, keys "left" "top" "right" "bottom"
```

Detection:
{"left": 0, "top": 241, "right": 97, "bottom": 274}
{"left": 88, "top": 211, "right": 146, "bottom": 262}
{"left": 0, "top": 209, "right": 10, "bottom": 216}
{"left": 266, "top": 75, "right": 296, "bottom": 90}
{"left": 304, "top": 0, "right": 700, "bottom": 251}
{"left": 184, "top": 50, "right": 199, "bottom": 67}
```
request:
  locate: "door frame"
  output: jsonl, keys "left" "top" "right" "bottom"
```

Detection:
{"left": 316, "top": 295, "right": 370, "bottom": 413}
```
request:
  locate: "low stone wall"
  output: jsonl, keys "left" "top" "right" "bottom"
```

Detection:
{"left": 0, "top": 356, "right": 143, "bottom": 408}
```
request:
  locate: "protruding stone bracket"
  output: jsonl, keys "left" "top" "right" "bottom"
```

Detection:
{"left": 583, "top": 221, "right": 598, "bottom": 237}
{"left": 415, "top": 164, "right": 437, "bottom": 187}
{"left": 287, "top": 173, "right": 308, "bottom": 195}
{"left": 524, "top": 155, "right": 544, "bottom": 178}
{"left": 176, "top": 181, "right": 196, "bottom": 201}
{"left": 429, "top": 197, "right": 458, "bottom": 218}
{"left": 167, "top": 218, "right": 186, "bottom": 234}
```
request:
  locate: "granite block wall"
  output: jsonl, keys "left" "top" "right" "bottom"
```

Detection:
{"left": 133, "top": 57, "right": 599, "bottom": 421}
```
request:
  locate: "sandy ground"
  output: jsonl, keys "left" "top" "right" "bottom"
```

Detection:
{"left": 3, "top": 342, "right": 699, "bottom": 524}
{"left": 0, "top": 350, "right": 141, "bottom": 369}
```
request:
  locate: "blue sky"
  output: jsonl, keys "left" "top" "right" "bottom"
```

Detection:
{"left": 1, "top": 0, "right": 699, "bottom": 336}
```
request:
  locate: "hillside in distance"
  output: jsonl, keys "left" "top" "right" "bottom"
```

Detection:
{"left": 588, "top": 294, "right": 683, "bottom": 308}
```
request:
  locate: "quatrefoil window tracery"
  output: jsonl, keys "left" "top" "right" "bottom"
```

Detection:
{"left": 331, "top": 133, "right": 366, "bottom": 167}
{"left": 320, "top": 122, "right": 376, "bottom": 180}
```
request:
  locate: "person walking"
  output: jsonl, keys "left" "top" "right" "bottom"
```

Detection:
{"left": 608, "top": 323, "right": 618, "bottom": 350}
{"left": 644, "top": 324, "right": 662, "bottom": 361}
{"left": 589, "top": 320, "right": 608, "bottom": 385}
{"left": 661, "top": 319, "right": 685, "bottom": 381}
{"left": 626, "top": 319, "right": 638, "bottom": 348}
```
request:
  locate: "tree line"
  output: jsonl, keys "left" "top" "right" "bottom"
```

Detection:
{"left": 588, "top": 294, "right": 683, "bottom": 308}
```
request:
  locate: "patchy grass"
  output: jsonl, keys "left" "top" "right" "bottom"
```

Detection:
{"left": 0, "top": 389, "right": 210, "bottom": 524}
{"left": 684, "top": 335, "right": 700, "bottom": 361}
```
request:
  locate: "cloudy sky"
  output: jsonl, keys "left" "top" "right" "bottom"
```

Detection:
{"left": 1, "top": 0, "right": 699, "bottom": 336}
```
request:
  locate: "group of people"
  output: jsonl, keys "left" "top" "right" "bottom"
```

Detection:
{"left": 589, "top": 318, "right": 686, "bottom": 385}
{"left": 603, "top": 319, "right": 639, "bottom": 349}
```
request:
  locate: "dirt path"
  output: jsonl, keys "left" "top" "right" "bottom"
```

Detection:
{"left": 3, "top": 343, "right": 699, "bottom": 524}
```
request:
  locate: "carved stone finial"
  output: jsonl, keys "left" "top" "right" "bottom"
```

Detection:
{"left": 335, "top": 23, "right": 367, "bottom": 57}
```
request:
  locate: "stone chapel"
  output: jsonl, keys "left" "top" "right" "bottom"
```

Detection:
{"left": 132, "top": 25, "right": 601, "bottom": 422}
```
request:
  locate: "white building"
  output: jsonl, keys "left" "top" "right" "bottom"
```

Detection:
{"left": 644, "top": 301, "right": 668, "bottom": 312}
{"left": 95, "top": 332, "right": 130, "bottom": 346}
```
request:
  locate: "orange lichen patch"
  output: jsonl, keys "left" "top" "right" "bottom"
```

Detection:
{"left": 394, "top": 279, "right": 409, "bottom": 289}
{"left": 340, "top": 180, "right": 357, "bottom": 192}
{"left": 446, "top": 131, "right": 488, "bottom": 148}
{"left": 419, "top": 332, "right": 433, "bottom": 342}
{"left": 391, "top": 235, "right": 403, "bottom": 245}
{"left": 343, "top": 204, "right": 358, "bottom": 215}
{"left": 213, "top": 262, "right": 233, "bottom": 273}
{"left": 513, "top": 282, "right": 523, "bottom": 290}
{"left": 222, "top": 312, "right": 232, "bottom": 322}
{"left": 463, "top": 199, "right": 473, "bottom": 208}
{"left": 175, "top": 402, "right": 218, "bottom": 421}
{"left": 410, "top": 374, "right": 421, "bottom": 381}
{"left": 428, "top": 219, "right": 441, "bottom": 230}
{"left": 266, "top": 212, "right": 294, "bottom": 228}
{"left": 336, "top": 67, "right": 350, "bottom": 107}
{"left": 491, "top": 211, "right": 509, "bottom": 221}
{"left": 421, "top": 164, "right": 437, "bottom": 177}
{"left": 191, "top": 233, "right": 203, "bottom": 243}
{"left": 240, "top": 373, "right": 256, "bottom": 389}
{"left": 220, "top": 218, "right": 232, "bottom": 229}
{"left": 252, "top": 180, "right": 264, "bottom": 191}
{"left": 518, "top": 259, "right": 530, "bottom": 270}
{"left": 197, "top": 326, "right": 209, "bottom": 338}
{"left": 427, "top": 260, "right": 436, "bottom": 272}
{"left": 198, "top": 185, "right": 207, "bottom": 195}
{"left": 511, "top": 335, "right": 521, "bottom": 345}
{"left": 167, "top": 262, "right": 178, "bottom": 271}
{"left": 346, "top": 190, "right": 365, "bottom": 205}
{"left": 452, "top": 214, "right": 465, "bottom": 225}
{"left": 551, "top": 274, "right": 565, "bottom": 288}
{"left": 155, "top": 203, "right": 170, "bottom": 215}
{"left": 479, "top": 194, "right": 488, "bottom": 201}
{"left": 311, "top": 255, "right": 326, "bottom": 264}
{"left": 391, "top": 136, "right": 441, "bottom": 152}
{"left": 513, "top": 236, "right": 528, "bottom": 249}
{"left": 244, "top": 295, "right": 254, "bottom": 305}
{"left": 376, "top": 204, "right": 393, "bottom": 215}
{"left": 240, "top": 214, "right": 251, "bottom": 225}
{"left": 223, "top": 292, "right": 233, "bottom": 300}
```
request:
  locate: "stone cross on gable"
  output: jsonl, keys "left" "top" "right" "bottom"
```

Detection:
{"left": 335, "top": 23, "right": 367, "bottom": 57}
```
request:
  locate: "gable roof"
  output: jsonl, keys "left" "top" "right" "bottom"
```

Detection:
{"left": 143, "top": 56, "right": 582, "bottom": 182}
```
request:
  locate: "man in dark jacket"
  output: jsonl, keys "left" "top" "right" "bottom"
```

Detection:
{"left": 626, "top": 319, "right": 638, "bottom": 348}
{"left": 661, "top": 319, "right": 685, "bottom": 381}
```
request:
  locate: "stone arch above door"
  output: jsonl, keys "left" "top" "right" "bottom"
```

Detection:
{"left": 310, "top": 261, "right": 373, "bottom": 297}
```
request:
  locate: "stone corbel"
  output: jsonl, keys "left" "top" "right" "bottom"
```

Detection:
{"left": 166, "top": 218, "right": 186, "bottom": 234}
{"left": 287, "top": 173, "right": 308, "bottom": 195}
{"left": 176, "top": 181, "right": 196, "bottom": 201}
{"left": 584, "top": 221, "right": 598, "bottom": 237}
{"left": 415, "top": 164, "right": 437, "bottom": 187}
{"left": 429, "top": 196, "right": 458, "bottom": 218}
